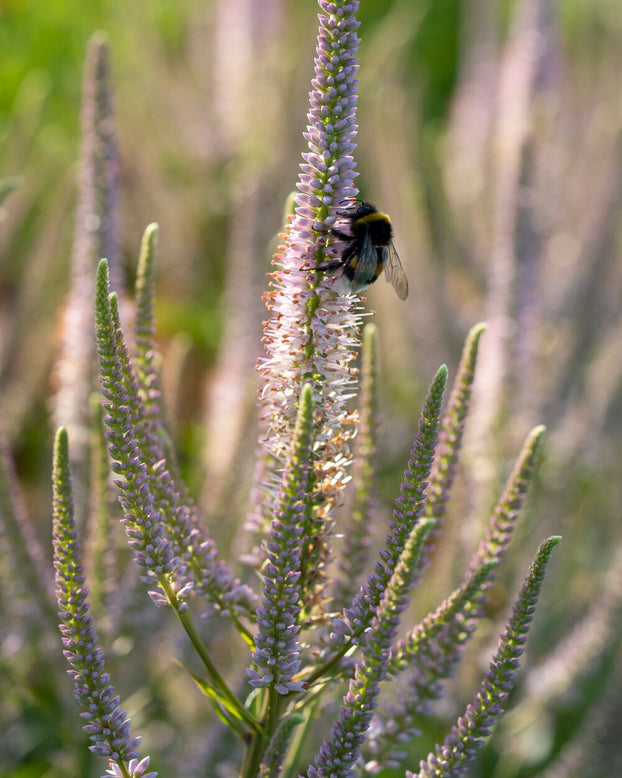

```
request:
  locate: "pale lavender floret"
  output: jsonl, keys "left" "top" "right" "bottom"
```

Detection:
{"left": 104, "top": 756, "right": 157, "bottom": 778}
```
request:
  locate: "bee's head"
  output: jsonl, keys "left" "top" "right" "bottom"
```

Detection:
{"left": 353, "top": 201, "right": 377, "bottom": 218}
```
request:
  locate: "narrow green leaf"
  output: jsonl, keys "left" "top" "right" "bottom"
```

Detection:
{"left": 172, "top": 659, "right": 250, "bottom": 738}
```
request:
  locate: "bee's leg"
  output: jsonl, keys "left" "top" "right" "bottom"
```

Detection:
{"left": 316, "top": 259, "right": 344, "bottom": 272}
{"left": 318, "top": 239, "right": 358, "bottom": 271}
{"left": 330, "top": 227, "right": 351, "bottom": 240}
{"left": 340, "top": 242, "right": 358, "bottom": 263}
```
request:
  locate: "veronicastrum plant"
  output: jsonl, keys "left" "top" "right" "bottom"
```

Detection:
{"left": 51, "top": 3, "right": 561, "bottom": 777}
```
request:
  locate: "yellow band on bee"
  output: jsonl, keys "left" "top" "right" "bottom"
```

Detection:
{"left": 355, "top": 211, "right": 391, "bottom": 226}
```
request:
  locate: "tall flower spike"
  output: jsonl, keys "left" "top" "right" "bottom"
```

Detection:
{"left": 127, "top": 226, "right": 255, "bottom": 616}
{"left": 94, "top": 260, "right": 183, "bottom": 605}
{"left": 133, "top": 223, "right": 161, "bottom": 407}
{"left": 411, "top": 536, "right": 562, "bottom": 778}
{"left": 467, "top": 424, "right": 546, "bottom": 577}
{"left": 254, "top": 0, "right": 362, "bottom": 586}
{"left": 52, "top": 427, "right": 148, "bottom": 771}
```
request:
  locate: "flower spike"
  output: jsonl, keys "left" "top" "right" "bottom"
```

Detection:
{"left": 307, "top": 519, "right": 436, "bottom": 778}
{"left": 424, "top": 323, "right": 486, "bottom": 529}
{"left": 332, "top": 364, "right": 448, "bottom": 646}
{"left": 95, "top": 258, "right": 255, "bottom": 618}
{"left": 52, "top": 427, "right": 149, "bottom": 772}
{"left": 411, "top": 536, "right": 562, "bottom": 777}
{"left": 254, "top": 0, "right": 363, "bottom": 598}
{"left": 248, "top": 384, "right": 315, "bottom": 695}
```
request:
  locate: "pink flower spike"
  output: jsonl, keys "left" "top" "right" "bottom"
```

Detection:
{"left": 252, "top": 1, "right": 364, "bottom": 592}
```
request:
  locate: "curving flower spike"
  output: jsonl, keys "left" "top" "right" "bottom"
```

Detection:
{"left": 467, "top": 424, "right": 546, "bottom": 577}
{"left": 259, "top": 713, "right": 306, "bottom": 778}
{"left": 133, "top": 222, "right": 162, "bottom": 414}
{"left": 94, "top": 262, "right": 180, "bottom": 602}
{"left": 52, "top": 427, "right": 147, "bottom": 768}
{"left": 421, "top": 322, "right": 486, "bottom": 559}
{"left": 411, "top": 536, "right": 562, "bottom": 778}
{"left": 95, "top": 258, "right": 256, "bottom": 618}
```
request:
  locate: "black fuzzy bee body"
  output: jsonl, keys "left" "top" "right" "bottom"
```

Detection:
{"left": 317, "top": 201, "right": 409, "bottom": 300}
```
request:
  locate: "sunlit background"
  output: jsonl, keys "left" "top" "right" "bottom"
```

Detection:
{"left": 1, "top": 0, "right": 622, "bottom": 775}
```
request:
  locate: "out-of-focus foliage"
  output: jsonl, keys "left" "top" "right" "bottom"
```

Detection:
{"left": 1, "top": 0, "right": 622, "bottom": 776}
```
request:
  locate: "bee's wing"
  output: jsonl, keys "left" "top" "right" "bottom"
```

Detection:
{"left": 354, "top": 230, "right": 378, "bottom": 280}
{"left": 383, "top": 242, "right": 409, "bottom": 300}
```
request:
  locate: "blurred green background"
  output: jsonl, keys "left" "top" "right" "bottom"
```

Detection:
{"left": 2, "top": 0, "right": 622, "bottom": 776}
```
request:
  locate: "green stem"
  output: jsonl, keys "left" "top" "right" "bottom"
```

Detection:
{"left": 265, "top": 685, "right": 281, "bottom": 736}
{"left": 241, "top": 725, "right": 267, "bottom": 778}
{"left": 304, "top": 639, "right": 355, "bottom": 686}
{"left": 240, "top": 684, "right": 288, "bottom": 777}
{"left": 162, "top": 579, "right": 262, "bottom": 736}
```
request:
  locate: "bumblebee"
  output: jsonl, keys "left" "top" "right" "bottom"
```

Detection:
{"left": 317, "top": 200, "right": 409, "bottom": 300}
